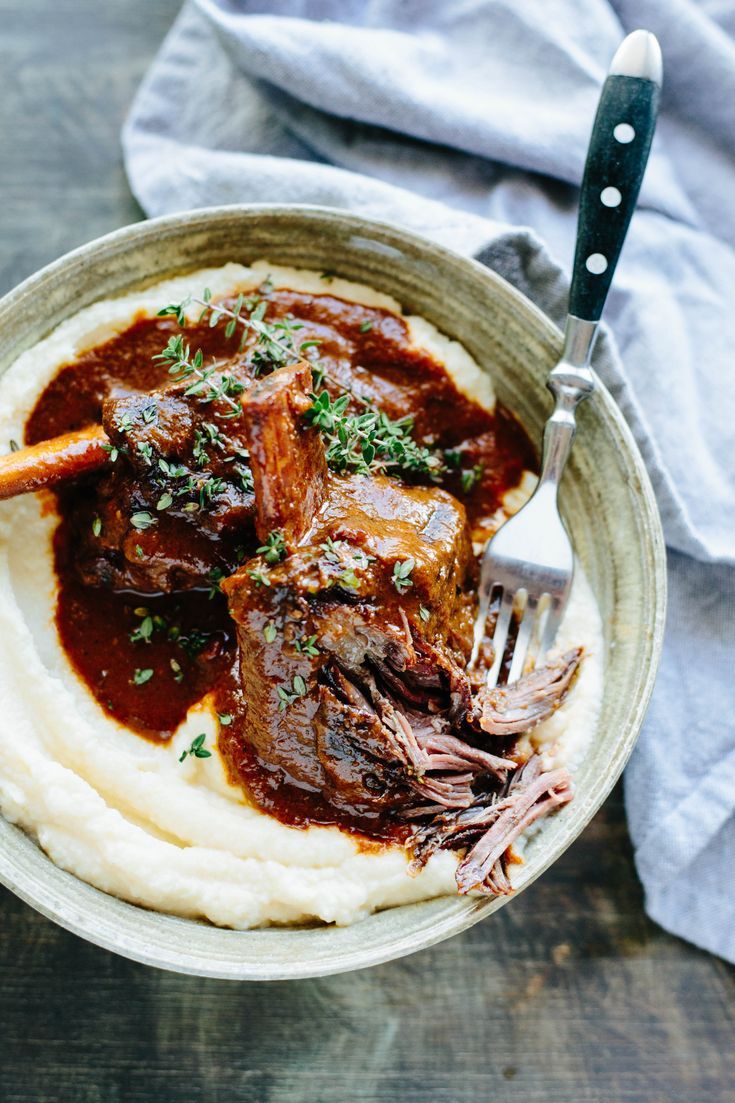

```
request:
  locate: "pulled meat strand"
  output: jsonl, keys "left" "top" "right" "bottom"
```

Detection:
{"left": 407, "top": 755, "right": 573, "bottom": 896}
{"left": 355, "top": 669, "right": 515, "bottom": 807}
{"left": 475, "top": 648, "right": 582, "bottom": 736}
{"left": 456, "top": 759, "right": 572, "bottom": 893}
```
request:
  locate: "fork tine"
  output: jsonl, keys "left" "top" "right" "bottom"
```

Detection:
{"left": 469, "top": 585, "right": 493, "bottom": 668}
{"left": 539, "top": 597, "right": 564, "bottom": 660}
{"left": 507, "top": 594, "right": 539, "bottom": 684}
{"left": 485, "top": 588, "right": 515, "bottom": 689}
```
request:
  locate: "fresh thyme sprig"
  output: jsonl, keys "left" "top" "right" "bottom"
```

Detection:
{"left": 392, "top": 558, "right": 415, "bottom": 594}
{"left": 256, "top": 530, "right": 287, "bottom": 564}
{"left": 157, "top": 289, "right": 446, "bottom": 482}
{"left": 158, "top": 291, "right": 374, "bottom": 412}
{"left": 178, "top": 733, "right": 212, "bottom": 763}
{"left": 460, "top": 464, "right": 484, "bottom": 493}
{"left": 294, "top": 633, "right": 319, "bottom": 658}
{"left": 305, "top": 393, "right": 444, "bottom": 479}
{"left": 153, "top": 334, "right": 244, "bottom": 418}
{"left": 277, "top": 675, "right": 308, "bottom": 711}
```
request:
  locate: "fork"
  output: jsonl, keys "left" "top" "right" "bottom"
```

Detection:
{"left": 471, "top": 29, "right": 662, "bottom": 687}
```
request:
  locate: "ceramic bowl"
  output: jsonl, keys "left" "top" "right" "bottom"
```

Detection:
{"left": 0, "top": 205, "right": 666, "bottom": 979}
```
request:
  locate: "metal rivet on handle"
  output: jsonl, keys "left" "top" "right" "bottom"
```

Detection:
{"left": 585, "top": 253, "right": 608, "bottom": 274}
{"left": 601, "top": 186, "right": 622, "bottom": 207}
{"left": 613, "top": 123, "right": 635, "bottom": 143}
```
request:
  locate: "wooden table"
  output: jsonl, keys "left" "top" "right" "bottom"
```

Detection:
{"left": 1, "top": 4, "right": 732, "bottom": 1101}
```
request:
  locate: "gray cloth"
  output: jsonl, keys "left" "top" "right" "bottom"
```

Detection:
{"left": 123, "top": 0, "right": 735, "bottom": 962}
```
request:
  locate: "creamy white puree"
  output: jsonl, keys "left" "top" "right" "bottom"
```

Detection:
{"left": 0, "top": 263, "right": 602, "bottom": 928}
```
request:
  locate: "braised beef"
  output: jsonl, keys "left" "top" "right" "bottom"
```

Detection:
{"left": 218, "top": 361, "right": 481, "bottom": 811}
{"left": 222, "top": 363, "right": 574, "bottom": 856}
{"left": 243, "top": 360, "right": 329, "bottom": 546}
{"left": 25, "top": 291, "right": 581, "bottom": 896}
{"left": 72, "top": 373, "right": 257, "bottom": 593}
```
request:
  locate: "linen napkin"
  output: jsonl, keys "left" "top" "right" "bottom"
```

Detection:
{"left": 123, "top": 0, "right": 735, "bottom": 963}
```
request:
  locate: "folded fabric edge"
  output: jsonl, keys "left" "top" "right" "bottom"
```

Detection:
{"left": 628, "top": 741, "right": 735, "bottom": 886}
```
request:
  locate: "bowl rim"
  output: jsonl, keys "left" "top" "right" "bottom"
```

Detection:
{"left": 0, "top": 203, "right": 667, "bottom": 979}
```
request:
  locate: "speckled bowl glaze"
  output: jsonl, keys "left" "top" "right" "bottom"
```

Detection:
{"left": 0, "top": 206, "right": 665, "bottom": 979}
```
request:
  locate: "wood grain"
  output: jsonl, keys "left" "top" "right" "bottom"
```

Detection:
{"left": 0, "top": 4, "right": 733, "bottom": 1102}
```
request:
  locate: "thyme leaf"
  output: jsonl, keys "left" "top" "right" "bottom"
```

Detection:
{"left": 246, "top": 567, "right": 271, "bottom": 588}
{"left": 294, "top": 634, "right": 319, "bottom": 657}
{"left": 392, "top": 558, "right": 415, "bottom": 594}
{"left": 256, "top": 530, "right": 287, "bottom": 564}
{"left": 277, "top": 676, "right": 308, "bottom": 711}
{"left": 304, "top": 392, "right": 444, "bottom": 480}
{"left": 178, "top": 732, "right": 212, "bottom": 763}
{"left": 460, "top": 464, "right": 483, "bottom": 493}
{"left": 207, "top": 567, "right": 226, "bottom": 599}
{"left": 130, "top": 511, "right": 156, "bottom": 532}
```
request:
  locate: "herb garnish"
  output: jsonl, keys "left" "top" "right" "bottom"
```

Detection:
{"left": 92, "top": 516, "right": 102, "bottom": 537}
{"left": 277, "top": 675, "right": 308, "bottom": 711}
{"left": 256, "top": 530, "right": 287, "bottom": 564}
{"left": 319, "top": 536, "right": 343, "bottom": 564}
{"left": 294, "top": 634, "right": 319, "bottom": 657}
{"left": 263, "top": 622, "right": 278, "bottom": 644}
{"left": 192, "top": 422, "right": 225, "bottom": 467}
{"left": 153, "top": 334, "right": 244, "bottom": 418}
{"left": 305, "top": 393, "right": 444, "bottom": 479}
{"left": 246, "top": 567, "right": 271, "bottom": 588}
{"left": 392, "top": 558, "right": 415, "bottom": 594}
{"left": 419, "top": 605, "right": 430, "bottom": 623}
{"left": 207, "top": 567, "right": 226, "bottom": 599}
{"left": 460, "top": 464, "right": 483, "bottom": 493}
{"left": 158, "top": 458, "right": 188, "bottom": 479}
{"left": 177, "top": 629, "right": 211, "bottom": 658}
{"left": 218, "top": 713, "right": 233, "bottom": 726}
{"left": 132, "top": 668, "right": 154, "bottom": 686}
{"left": 137, "top": 441, "right": 154, "bottom": 466}
{"left": 178, "top": 733, "right": 212, "bottom": 763}
{"left": 130, "top": 511, "right": 156, "bottom": 532}
{"left": 338, "top": 567, "right": 360, "bottom": 590}
{"left": 157, "top": 289, "right": 442, "bottom": 483}
{"left": 130, "top": 614, "right": 154, "bottom": 644}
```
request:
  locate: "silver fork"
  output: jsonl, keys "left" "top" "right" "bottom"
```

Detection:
{"left": 471, "top": 29, "right": 662, "bottom": 688}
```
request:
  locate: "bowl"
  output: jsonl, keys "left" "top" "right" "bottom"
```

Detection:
{"left": 0, "top": 205, "right": 666, "bottom": 979}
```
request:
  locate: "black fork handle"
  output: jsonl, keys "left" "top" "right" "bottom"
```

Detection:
{"left": 569, "top": 43, "right": 661, "bottom": 323}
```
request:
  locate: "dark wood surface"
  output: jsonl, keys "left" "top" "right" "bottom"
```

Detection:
{"left": 0, "top": 4, "right": 733, "bottom": 1101}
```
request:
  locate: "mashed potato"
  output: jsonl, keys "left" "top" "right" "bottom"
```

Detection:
{"left": 0, "top": 263, "right": 603, "bottom": 928}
